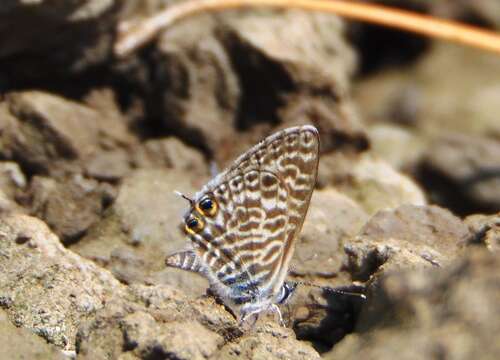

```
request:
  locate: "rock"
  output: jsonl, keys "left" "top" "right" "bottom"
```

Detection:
{"left": 154, "top": 14, "right": 239, "bottom": 157}
{"left": 25, "top": 175, "right": 105, "bottom": 244}
{"left": 419, "top": 133, "right": 500, "bottom": 215}
{"left": 432, "top": 1, "right": 500, "bottom": 29}
{"left": 214, "top": 323, "right": 320, "bottom": 360}
{"left": 150, "top": 9, "right": 360, "bottom": 165}
{"left": 367, "top": 124, "right": 426, "bottom": 171}
{"left": 71, "top": 169, "right": 209, "bottom": 294}
{"left": 277, "top": 95, "right": 368, "bottom": 155}
{"left": 0, "top": 161, "right": 26, "bottom": 214}
{"left": 0, "top": 161, "right": 26, "bottom": 196}
{"left": 291, "top": 189, "right": 369, "bottom": 279}
{"left": 288, "top": 188, "right": 429, "bottom": 349}
{"left": 76, "top": 284, "right": 236, "bottom": 359}
{"left": 0, "top": 195, "right": 350, "bottom": 358}
{"left": 133, "top": 137, "right": 208, "bottom": 177}
{"left": 122, "top": 315, "right": 224, "bottom": 360}
{"left": 325, "top": 249, "right": 500, "bottom": 359}
{"left": 0, "top": 309, "right": 68, "bottom": 359}
{"left": 0, "top": 213, "right": 125, "bottom": 350}
{"left": 344, "top": 205, "right": 470, "bottom": 283}
{"left": 220, "top": 10, "right": 357, "bottom": 129}
{"left": 287, "top": 283, "right": 366, "bottom": 353}
{"left": 356, "top": 44, "right": 500, "bottom": 216}
{"left": 218, "top": 10, "right": 363, "bottom": 164}
{"left": 0, "top": 0, "right": 117, "bottom": 81}
{"left": 0, "top": 189, "right": 21, "bottom": 214}
{"left": 355, "top": 43, "right": 500, "bottom": 139}
{"left": 465, "top": 213, "right": 500, "bottom": 252}
{"left": 84, "top": 149, "right": 132, "bottom": 181}
{"left": 5, "top": 91, "right": 99, "bottom": 163}
{"left": 0, "top": 91, "right": 134, "bottom": 177}
{"left": 223, "top": 10, "right": 355, "bottom": 94}
{"left": 319, "top": 153, "right": 427, "bottom": 215}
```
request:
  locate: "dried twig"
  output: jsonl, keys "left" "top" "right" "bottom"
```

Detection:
{"left": 115, "top": 0, "right": 500, "bottom": 58}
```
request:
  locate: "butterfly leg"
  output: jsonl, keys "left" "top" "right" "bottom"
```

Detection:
{"left": 269, "top": 304, "right": 285, "bottom": 326}
{"left": 239, "top": 310, "right": 260, "bottom": 329}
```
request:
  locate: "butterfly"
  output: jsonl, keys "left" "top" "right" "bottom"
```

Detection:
{"left": 165, "top": 125, "right": 320, "bottom": 325}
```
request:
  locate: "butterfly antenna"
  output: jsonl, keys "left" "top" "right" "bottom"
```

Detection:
{"left": 296, "top": 281, "right": 367, "bottom": 300}
{"left": 209, "top": 161, "right": 219, "bottom": 178}
{"left": 174, "top": 190, "right": 195, "bottom": 206}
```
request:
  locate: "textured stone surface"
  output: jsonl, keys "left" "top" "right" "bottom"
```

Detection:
{"left": 0, "top": 91, "right": 134, "bottom": 176}
{"left": 355, "top": 43, "right": 500, "bottom": 139}
{"left": 0, "top": 161, "right": 26, "bottom": 214}
{"left": 367, "top": 124, "right": 426, "bottom": 171}
{"left": 325, "top": 249, "right": 500, "bottom": 360}
{"left": 25, "top": 175, "right": 105, "bottom": 243}
{"left": 0, "top": 161, "right": 26, "bottom": 198}
{"left": 133, "top": 137, "right": 208, "bottom": 177}
{"left": 0, "top": 0, "right": 117, "bottom": 81}
{"left": 71, "top": 169, "right": 209, "bottom": 294}
{"left": 420, "top": 133, "right": 500, "bottom": 214}
{"left": 0, "top": 213, "right": 125, "bottom": 350}
{"left": 215, "top": 324, "right": 321, "bottom": 360}
{"left": 291, "top": 188, "right": 368, "bottom": 279}
{"left": 0, "top": 309, "right": 67, "bottom": 360}
{"left": 319, "top": 153, "right": 427, "bottom": 215}
{"left": 344, "top": 205, "right": 470, "bottom": 282}
{"left": 465, "top": 212, "right": 500, "bottom": 252}
{"left": 76, "top": 284, "right": 237, "bottom": 359}
{"left": 151, "top": 9, "right": 361, "bottom": 166}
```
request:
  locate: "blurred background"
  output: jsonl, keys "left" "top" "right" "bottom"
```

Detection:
{"left": 1, "top": 0, "right": 499, "bottom": 217}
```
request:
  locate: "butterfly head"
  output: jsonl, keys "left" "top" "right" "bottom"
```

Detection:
{"left": 177, "top": 192, "right": 219, "bottom": 236}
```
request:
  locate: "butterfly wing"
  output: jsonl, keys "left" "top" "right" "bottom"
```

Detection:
{"left": 167, "top": 126, "right": 319, "bottom": 310}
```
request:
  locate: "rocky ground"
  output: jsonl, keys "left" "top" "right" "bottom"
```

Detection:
{"left": 0, "top": 1, "right": 499, "bottom": 359}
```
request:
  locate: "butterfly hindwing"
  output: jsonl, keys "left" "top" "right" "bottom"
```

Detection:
{"left": 210, "top": 170, "right": 289, "bottom": 298}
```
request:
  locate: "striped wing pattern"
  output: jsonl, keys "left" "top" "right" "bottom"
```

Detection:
{"left": 166, "top": 125, "right": 319, "bottom": 320}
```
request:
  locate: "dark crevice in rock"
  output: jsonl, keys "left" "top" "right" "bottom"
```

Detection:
{"left": 1, "top": 48, "right": 164, "bottom": 144}
{"left": 343, "top": 246, "right": 389, "bottom": 282}
{"left": 221, "top": 32, "right": 296, "bottom": 131}
{"left": 294, "top": 286, "right": 366, "bottom": 353}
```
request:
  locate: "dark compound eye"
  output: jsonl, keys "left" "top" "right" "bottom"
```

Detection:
{"left": 200, "top": 198, "right": 213, "bottom": 210}
{"left": 185, "top": 216, "right": 204, "bottom": 234}
{"left": 197, "top": 197, "right": 218, "bottom": 217}
{"left": 187, "top": 218, "right": 198, "bottom": 228}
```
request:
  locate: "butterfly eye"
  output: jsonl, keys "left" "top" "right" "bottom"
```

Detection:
{"left": 197, "top": 197, "right": 218, "bottom": 217}
{"left": 185, "top": 216, "right": 204, "bottom": 234}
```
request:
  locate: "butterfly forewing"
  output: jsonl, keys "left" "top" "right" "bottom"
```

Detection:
{"left": 166, "top": 125, "right": 319, "bottom": 318}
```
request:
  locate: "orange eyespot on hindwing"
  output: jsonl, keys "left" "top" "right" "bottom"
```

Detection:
{"left": 196, "top": 196, "right": 218, "bottom": 217}
{"left": 185, "top": 215, "right": 204, "bottom": 235}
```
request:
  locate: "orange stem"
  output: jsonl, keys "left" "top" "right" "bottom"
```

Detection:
{"left": 115, "top": 0, "right": 500, "bottom": 57}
